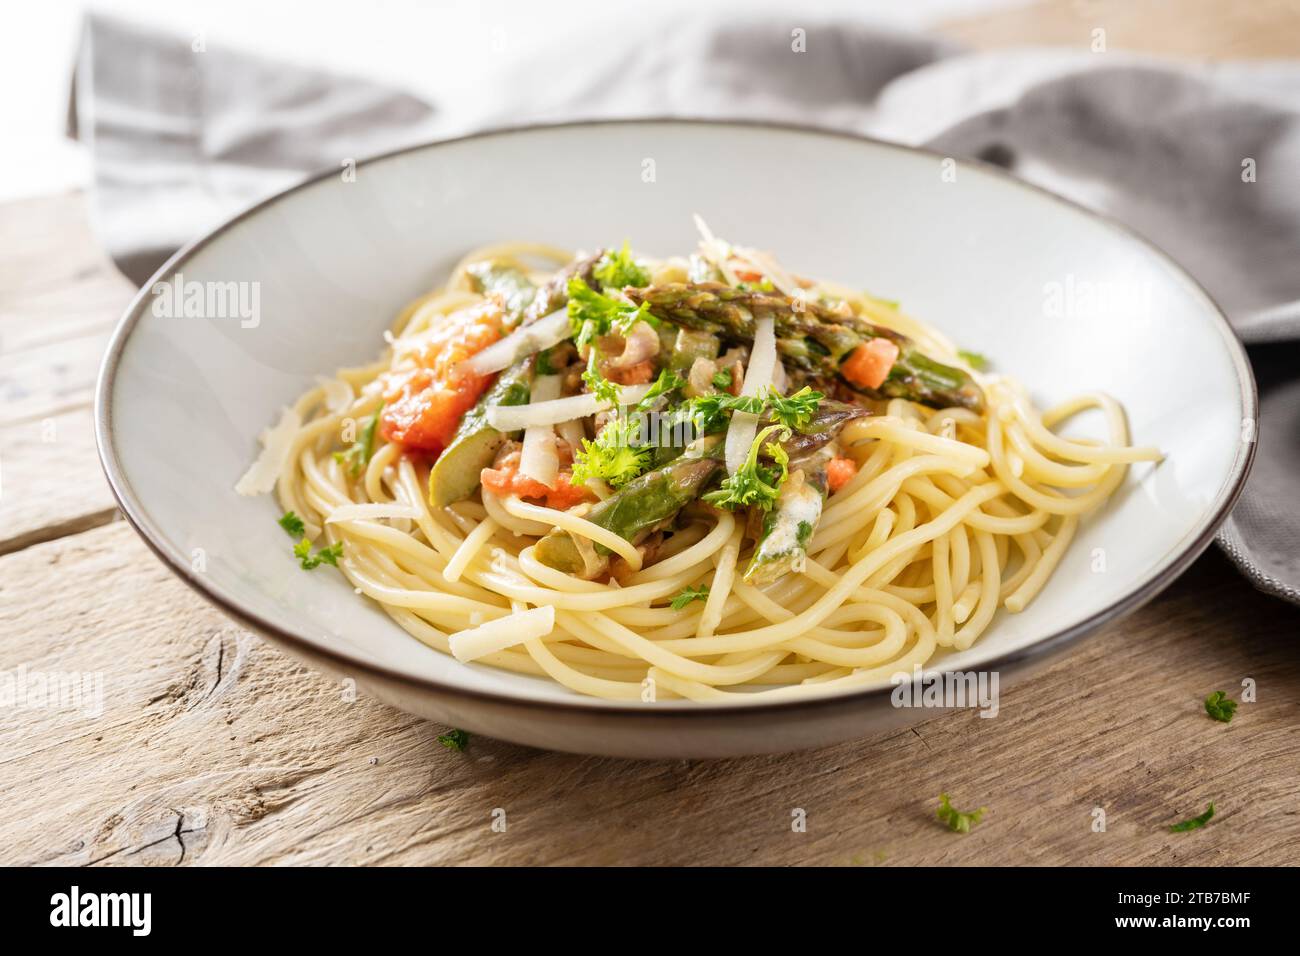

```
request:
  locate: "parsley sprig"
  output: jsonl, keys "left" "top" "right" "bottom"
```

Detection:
{"left": 570, "top": 370, "right": 686, "bottom": 488}
{"left": 281, "top": 510, "right": 343, "bottom": 569}
{"left": 687, "top": 385, "right": 823, "bottom": 437}
{"left": 293, "top": 538, "right": 344, "bottom": 570}
{"left": 334, "top": 406, "right": 382, "bottom": 477}
{"left": 593, "top": 241, "right": 650, "bottom": 291}
{"left": 1169, "top": 802, "right": 1215, "bottom": 832}
{"left": 702, "top": 424, "right": 791, "bottom": 512}
{"left": 936, "top": 793, "right": 986, "bottom": 833}
{"left": 765, "top": 386, "right": 822, "bottom": 430}
{"left": 1204, "top": 690, "right": 1237, "bottom": 722}
{"left": 437, "top": 728, "right": 470, "bottom": 752}
{"left": 670, "top": 585, "right": 710, "bottom": 610}
{"left": 278, "top": 511, "right": 306, "bottom": 538}
{"left": 568, "top": 279, "right": 653, "bottom": 405}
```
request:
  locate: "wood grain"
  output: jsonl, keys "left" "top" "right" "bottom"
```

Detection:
{"left": 3, "top": 0, "right": 1299, "bottom": 864}
{"left": 0, "top": 520, "right": 1296, "bottom": 866}
{"left": 0, "top": 194, "right": 128, "bottom": 554}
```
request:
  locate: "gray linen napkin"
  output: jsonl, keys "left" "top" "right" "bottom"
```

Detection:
{"left": 71, "top": 11, "right": 1300, "bottom": 603}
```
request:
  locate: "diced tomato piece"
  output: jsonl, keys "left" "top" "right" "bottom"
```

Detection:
{"left": 732, "top": 266, "right": 764, "bottom": 283}
{"left": 379, "top": 301, "right": 504, "bottom": 454}
{"left": 541, "top": 476, "right": 596, "bottom": 510}
{"left": 480, "top": 452, "right": 595, "bottom": 510}
{"left": 826, "top": 456, "right": 858, "bottom": 494}
{"left": 840, "top": 338, "right": 900, "bottom": 390}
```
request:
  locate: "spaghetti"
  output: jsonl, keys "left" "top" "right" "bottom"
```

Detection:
{"left": 241, "top": 225, "right": 1162, "bottom": 702}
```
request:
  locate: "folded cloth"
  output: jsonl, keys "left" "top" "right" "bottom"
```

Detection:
{"left": 71, "top": 11, "right": 1300, "bottom": 603}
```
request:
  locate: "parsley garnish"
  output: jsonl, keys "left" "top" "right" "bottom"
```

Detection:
{"left": 568, "top": 279, "right": 652, "bottom": 405}
{"left": 570, "top": 372, "right": 686, "bottom": 489}
{"left": 593, "top": 241, "right": 650, "bottom": 290}
{"left": 571, "top": 429, "right": 652, "bottom": 488}
{"left": 567, "top": 277, "right": 648, "bottom": 339}
{"left": 957, "top": 349, "right": 990, "bottom": 371}
{"left": 686, "top": 386, "right": 822, "bottom": 437}
{"left": 670, "top": 585, "right": 710, "bottom": 610}
{"left": 936, "top": 793, "right": 986, "bottom": 833}
{"left": 686, "top": 392, "right": 763, "bottom": 435}
{"left": 765, "top": 386, "right": 823, "bottom": 431}
{"left": 581, "top": 359, "right": 620, "bottom": 405}
{"left": 334, "top": 406, "right": 382, "bottom": 477}
{"left": 437, "top": 728, "right": 470, "bottom": 752}
{"left": 293, "top": 538, "right": 344, "bottom": 570}
{"left": 712, "top": 368, "right": 733, "bottom": 390}
{"left": 1204, "top": 691, "right": 1237, "bottom": 723}
{"left": 278, "top": 511, "right": 306, "bottom": 537}
{"left": 702, "top": 424, "right": 790, "bottom": 512}
{"left": 1169, "top": 802, "right": 1215, "bottom": 832}
{"left": 637, "top": 368, "right": 686, "bottom": 408}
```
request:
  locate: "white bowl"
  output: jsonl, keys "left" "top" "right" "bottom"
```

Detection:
{"left": 96, "top": 120, "right": 1256, "bottom": 758}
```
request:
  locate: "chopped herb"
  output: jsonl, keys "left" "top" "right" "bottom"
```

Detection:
{"left": 764, "top": 385, "right": 823, "bottom": 431}
{"left": 571, "top": 369, "right": 688, "bottom": 489}
{"left": 593, "top": 241, "right": 650, "bottom": 290}
{"left": 278, "top": 511, "right": 306, "bottom": 538}
{"left": 936, "top": 793, "right": 986, "bottom": 833}
{"left": 957, "top": 349, "right": 990, "bottom": 371}
{"left": 294, "top": 537, "right": 344, "bottom": 570}
{"left": 334, "top": 406, "right": 382, "bottom": 477}
{"left": 314, "top": 541, "right": 344, "bottom": 567}
{"left": 569, "top": 373, "right": 684, "bottom": 489}
{"left": 437, "top": 728, "right": 470, "bottom": 752}
{"left": 1169, "top": 802, "right": 1215, "bottom": 832}
{"left": 581, "top": 358, "right": 620, "bottom": 405}
{"left": 712, "top": 368, "right": 733, "bottom": 389}
{"left": 686, "top": 386, "right": 821, "bottom": 437}
{"left": 702, "top": 424, "right": 790, "bottom": 512}
{"left": 567, "top": 277, "right": 647, "bottom": 339}
{"left": 670, "top": 585, "right": 710, "bottom": 610}
{"left": 567, "top": 279, "right": 653, "bottom": 405}
{"left": 1204, "top": 691, "right": 1237, "bottom": 723}
{"left": 571, "top": 427, "right": 652, "bottom": 489}
{"left": 686, "top": 392, "right": 764, "bottom": 435}
{"left": 636, "top": 369, "right": 686, "bottom": 409}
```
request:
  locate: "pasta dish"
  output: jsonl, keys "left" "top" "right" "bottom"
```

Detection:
{"left": 238, "top": 218, "right": 1162, "bottom": 702}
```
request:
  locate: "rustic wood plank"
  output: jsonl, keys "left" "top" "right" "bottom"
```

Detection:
{"left": 0, "top": 520, "right": 1294, "bottom": 866}
{"left": 0, "top": 407, "right": 118, "bottom": 556}
{"left": 0, "top": 193, "right": 133, "bottom": 430}
{"left": 0, "top": 194, "right": 131, "bottom": 553}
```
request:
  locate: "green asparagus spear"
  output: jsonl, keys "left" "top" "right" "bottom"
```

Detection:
{"left": 745, "top": 466, "right": 826, "bottom": 586}
{"left": 520, "top": 251, "right": 601, "bottom": 326}
{"left": 534, "top": 436, "right": 725, "bottom": 574}
{"left": 775, "top": 401, "right": 869, "bottom": 459}
{"left": 625, "top": 282, "right": 984, "bottom": 412}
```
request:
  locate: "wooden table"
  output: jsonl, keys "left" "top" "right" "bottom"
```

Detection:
{"left": 2, "top": 2, "right": 1298, "bottom": 866}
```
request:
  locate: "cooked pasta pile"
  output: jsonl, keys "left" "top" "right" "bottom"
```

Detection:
{"left": 241, "top": 228, "right": 1162, "bottom": 702}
